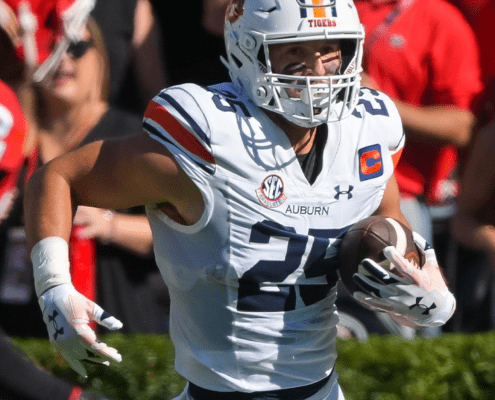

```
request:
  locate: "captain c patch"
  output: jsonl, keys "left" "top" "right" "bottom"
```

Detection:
{"left": 358, "top": 144, "right": 383, "bottom": 181}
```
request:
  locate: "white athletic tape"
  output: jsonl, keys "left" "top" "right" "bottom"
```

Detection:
{"left": 31, "top": 237, "right": 72, "bottom": 298}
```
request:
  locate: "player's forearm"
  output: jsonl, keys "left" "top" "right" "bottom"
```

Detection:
{"left": 393, "top": 101, "right": 475, "bottom": 147}
{"left": 23, "top": 163, "right": 75, "bottom": 251}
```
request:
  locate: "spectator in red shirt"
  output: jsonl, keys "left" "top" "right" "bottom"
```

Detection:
{"left": 355, "top": 0, "right": 483, "bottom": 244}
{"left": 356, "top": 0, "right": 483, "bottom": 241}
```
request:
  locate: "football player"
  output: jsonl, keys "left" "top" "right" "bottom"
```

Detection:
{"left": 24, "top": 0, "right": 456, "bottom": 398}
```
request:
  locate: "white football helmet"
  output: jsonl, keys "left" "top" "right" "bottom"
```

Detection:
{"left": 223, "top": 0, "right": 365, "bottom": 127}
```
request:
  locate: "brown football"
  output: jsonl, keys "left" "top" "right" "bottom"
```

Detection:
{"left": 338, "top": 215, "right": 421, "bottom": 295}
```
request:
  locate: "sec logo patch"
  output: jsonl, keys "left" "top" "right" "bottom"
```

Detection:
{"left": 256, "top": 175, "right": 287, "bottom": 208}
{"left": 358, "top": 144, "right": 383, "bottom": 181}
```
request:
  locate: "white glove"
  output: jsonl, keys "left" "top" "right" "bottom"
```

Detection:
{"left": 39, "top": 283, "right": 123, "bottom": 377}
{"left": 352, "top": 232, "right": 456, "bottom": 328}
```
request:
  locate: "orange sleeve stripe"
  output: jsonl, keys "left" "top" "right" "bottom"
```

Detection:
{"left": 144, "top": 101, "right": 215, "bottom": 165}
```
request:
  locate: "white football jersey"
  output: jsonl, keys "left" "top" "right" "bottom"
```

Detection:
{"left": 143, "top": 83, "right": 404, "bottom": 392}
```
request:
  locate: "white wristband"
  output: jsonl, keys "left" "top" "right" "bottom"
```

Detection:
{"left": 31, "top": 236, "right": 72, "bottom": 298}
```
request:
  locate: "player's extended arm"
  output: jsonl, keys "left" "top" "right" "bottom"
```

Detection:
{"left": 24, "top": 133, "right": 201, "bottom": 246}
{"left": 23, "top": 133, "right": 202, "bottom": 376}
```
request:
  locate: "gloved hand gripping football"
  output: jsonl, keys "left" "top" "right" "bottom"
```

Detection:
{"left": 39, "top": 283, "right": 123, "bottom": 377}
{"left": 352, "top": 232, "right": 456, "bottom": 328}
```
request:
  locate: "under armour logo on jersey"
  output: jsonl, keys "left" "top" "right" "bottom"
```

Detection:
{"left": 334, "top": 185, "right": 353, "bottom": 200}
{"left": 48, "top": 310, "right": 64, "bottom": 340}
{"left": 409, "top": 297, "right": 437, "bottom": 315}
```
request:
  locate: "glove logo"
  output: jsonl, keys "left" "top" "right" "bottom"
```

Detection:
{"left": 48, "top": 310, "right": 64, "bottom": 340}
{"left": 409, "top": 297, "right": 437, "bottom": 315}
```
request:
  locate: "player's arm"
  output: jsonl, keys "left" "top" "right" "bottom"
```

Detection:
{"left": 24, "top": 133, "right": 202, "bottom": 248}
{"left": 355, "top": 175, "right": 456, "bottom": 328}
{"left": 451, "top": 120, "right": 495, "bottom": 254}
{"left": 23, "top": 132, "right": 202, "bottom": 377}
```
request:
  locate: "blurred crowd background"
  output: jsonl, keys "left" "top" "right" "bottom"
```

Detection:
{"left": 1, "top": 0, "right": 494, "bottom": 344}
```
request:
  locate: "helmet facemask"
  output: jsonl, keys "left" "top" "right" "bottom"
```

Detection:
{"left": 253, "top": 37, "right": 363, "bottom": 128}
{"left": 222, "top": 0, "right": 365, "bottom": 128}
